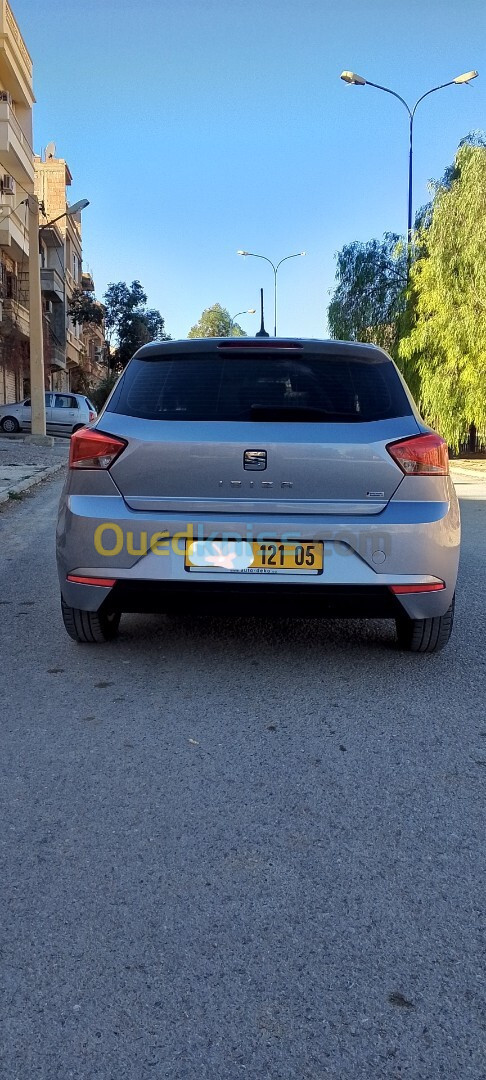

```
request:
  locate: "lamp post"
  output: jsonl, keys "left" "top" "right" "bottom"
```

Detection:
{"left": 237, "top": 250, "right": 306, "bottom": 336}
{"left": 228, "top": 308, "right": 256, "bottom": 336}
{"left": 340, "top": 69, "right": 479, "bottom": 247}
{"left": 27, "top": 197, "right": 89, "bottom": 442}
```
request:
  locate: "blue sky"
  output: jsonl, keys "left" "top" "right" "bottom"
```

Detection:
{"left": 13, "top": 0, "right": 485, "bottom": 339}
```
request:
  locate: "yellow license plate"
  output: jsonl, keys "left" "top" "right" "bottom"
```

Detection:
{"left": 185, "top": 539, "right": 323, "bottom": 574}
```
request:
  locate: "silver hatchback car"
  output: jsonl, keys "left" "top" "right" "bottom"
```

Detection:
{"left": 0, "top": 392, "right": 97, "bottom": 436}
{"left": 57, "top": 338, "right": 460, "bottom": 652}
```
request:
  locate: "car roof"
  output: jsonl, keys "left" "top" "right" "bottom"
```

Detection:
{"left": 134, "top": 337, "right": 393, "bottom": 362}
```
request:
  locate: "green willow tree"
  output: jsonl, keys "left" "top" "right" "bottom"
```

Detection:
{"left": 327, "top": 234, "right": 407, "bottom": 355}
{"left": 399, "top": 143, "right": 486, "bottom": 448}
{"left": 188, "top": 303, "right": 246, "bottom": 338}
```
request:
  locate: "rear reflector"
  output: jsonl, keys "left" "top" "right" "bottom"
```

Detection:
{"left": 67, "top": 575, "right": 116, "bottom": 587}
{"left": 69, "top": 428, "right": 127, "bottom": 469}
{"left": 389, "top": 582, "right": 445, "bottom": 594}
{"left": 386, "top": 433, "right": 449, "bottom": 475}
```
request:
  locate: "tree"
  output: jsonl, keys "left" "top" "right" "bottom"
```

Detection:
{"left": 399, "top": 142, "right": 486, "bottom": 448}
{"left": 67, "top": 287, "right": 104, "bottom": 328}
{"left": 414, "top": 131, "right": 486, "bottom": 232}
{"left": 89, "top": 372, "right": 119, "bottom": 412}
{"left": 103, "top": 280, "right": 171, "bottom": 369}
{"left": 188, "top": 303, "right": 246, "bottom": 338}
{"left": 328, "top": 234, "right": 407, "bottom": 355}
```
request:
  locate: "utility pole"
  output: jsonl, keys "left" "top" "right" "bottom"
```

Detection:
{"left": 26, "top": 193, "right": 50, "bottom": 444}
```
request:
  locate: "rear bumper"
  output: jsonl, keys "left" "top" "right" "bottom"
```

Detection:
{"left": 57, "top": 482, "right": 460, "bottom": 621}
{"left": 82, "top": 581, "right": 411, "bottom": 619}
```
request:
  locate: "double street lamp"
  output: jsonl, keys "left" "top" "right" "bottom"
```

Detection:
{"left": 28, "top": 196, "right": 89, "bottom": 441}
{"left": 237, "top": 250, "right": 306, "bottom": 337}
{"left": 340, "top": 69, "right": 479, "bottom": 246}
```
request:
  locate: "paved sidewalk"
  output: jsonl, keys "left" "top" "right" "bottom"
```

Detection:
{"left": 450, "top": 462, "right": 486, "bottom": 481}
{"left": 0, "top": 436, "right": 68, "bottom": 504}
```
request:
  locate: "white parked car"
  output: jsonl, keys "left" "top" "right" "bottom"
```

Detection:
{"left": 0, "top": 393, "right": 97, "bottom": 436}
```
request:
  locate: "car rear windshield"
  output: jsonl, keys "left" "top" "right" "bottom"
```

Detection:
{"left": 108, "top": 352, "right": 412, "bottom": 422}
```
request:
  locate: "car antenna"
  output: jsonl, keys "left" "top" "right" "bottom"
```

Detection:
{"left": 255, "top": 287, "right": 269, "bottom": 337}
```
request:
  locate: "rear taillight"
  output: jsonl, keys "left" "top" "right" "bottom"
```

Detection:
{"left": 89, "top": 410, "right": 96, "bottom": 423}
{"left": 390, "top": 582, "right": 445, "bottom": 594}
{"left": 69, "top": 428, "right": 127, "bottom": 469}
{"left": 386, "top": 433, "right": 449, "bottom": 475}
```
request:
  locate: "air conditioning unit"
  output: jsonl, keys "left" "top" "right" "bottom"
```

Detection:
{"left": 0, "top": 91, "right": 12, "bottom": 105}
{"left": 2, "top": 175, "right": 15, "bottom": 194}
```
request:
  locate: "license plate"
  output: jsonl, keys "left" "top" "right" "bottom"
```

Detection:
{"left": 184, "top": 539, "right": 323, "bottom": 574}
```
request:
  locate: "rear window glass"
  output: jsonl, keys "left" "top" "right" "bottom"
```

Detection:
{"left": 109, "top": 352, "right": 412, "bottom": 422}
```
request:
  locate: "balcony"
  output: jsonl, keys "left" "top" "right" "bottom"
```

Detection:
{"left": 0, "top": 199, "right": 29, "bottom": 259}
{"left": 81, "top": 271, "right": 94, "bottom": 292}
{"left": 41, "top": 266, "right": 64, "bottom": 303}
{"left": 0, "top": 2, "right": 34, "bottom": 107}
{"left": 1, "top": 296, "right": 29, "bottom": 337}
{"left": 66, "top": 327, "right": 86, "bottom": 368}
{"left": 48, "top": 343, "right": 66, "bottom": 372}
{"left": 0, "top": 99, "right": 34, "bottom": 184}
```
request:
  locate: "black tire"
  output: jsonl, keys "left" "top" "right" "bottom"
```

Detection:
{"left": 72, "top": 424, "right": 85, "bottom": 433}
{"left": 1, "top": 416, "right": 20, "bottom": 433}
{"left": 61, "top": 598, "right": 121, "bottom": 643}
{"left": 395, "top": 594, "right": 455, "bottom": 654}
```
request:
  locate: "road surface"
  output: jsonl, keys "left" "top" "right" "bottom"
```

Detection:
{"left": 1, "top": 474, "right": 485, "bottom": 1079}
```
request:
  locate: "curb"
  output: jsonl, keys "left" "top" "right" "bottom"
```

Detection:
{"left": 450, "top": 465, "right": 486, "bottom": 481}
{"left": 0, "top": 434, "right": 69, "bottom": 444}
{"left": 0, "top": 461, "right": 65, "bottom": 505}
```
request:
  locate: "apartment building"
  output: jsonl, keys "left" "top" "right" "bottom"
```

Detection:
{"left": 0, "top": 3, "right": 103, "bottom": 402}
{"left": 35, "top": 147, "right": 91, "bottom": 392}
{"left": 0, "top": 0, "right": 34, "bottom": 404}
{"left": 80, "top": 269, "right": 107, "bottom": 387}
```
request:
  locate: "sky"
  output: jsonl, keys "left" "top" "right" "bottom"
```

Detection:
{"left": 12, "top": 0, "right": 486, "bottom": 340}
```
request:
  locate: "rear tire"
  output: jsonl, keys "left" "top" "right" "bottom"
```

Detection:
{"left": 61, "top": 598, "right": 121, "bottom": 643}
{"left": 395, "top": 595, "right": 455, "bottom": 654}
{"left": 1, "top": 416, "right": 20, "bottom": 433}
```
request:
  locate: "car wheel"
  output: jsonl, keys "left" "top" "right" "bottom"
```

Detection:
{"left": 61, "top": 598, "right": 121, "bottom": 643}
{"left": 1, "top": 416, "right": 20, "bottom": 433}
{"left": 395, "top": 595, "right": 455, "bottom": 654}
{"left": 72, "top": 424, "right": 85, "bottom": 433}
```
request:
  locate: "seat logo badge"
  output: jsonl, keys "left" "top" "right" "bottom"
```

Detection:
{"left": 244, "top": 449, "right": 267, "bottom": 471}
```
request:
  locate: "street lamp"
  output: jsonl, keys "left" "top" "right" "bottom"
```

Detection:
{"left": 228, "top": 308, "right": 256, "bottom": 336}
{"left": 41, "top": 198, "right": 90, "bottom": 229}
{"left": 340, "top": 69, "right": 479, "bottom": 245}
{"left": 27, "top": 195, "right": 90, "bottom": 442}
{"left": 237, "top": 250, "right": 306, "bottom": 336}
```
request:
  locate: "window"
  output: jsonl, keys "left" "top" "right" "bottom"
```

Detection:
{"left": 109, "top": 352, "right": 412, "bottom": 423}
{"left": 55, "top": 394, "right": 77, "bottom": 409}
{"left": 23, "top": 394, "right": 51, "bottom": 407}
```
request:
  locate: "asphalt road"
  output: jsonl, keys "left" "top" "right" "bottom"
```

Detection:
{"left": 1, "top": 475, "right": 485, "bottom": 1080}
